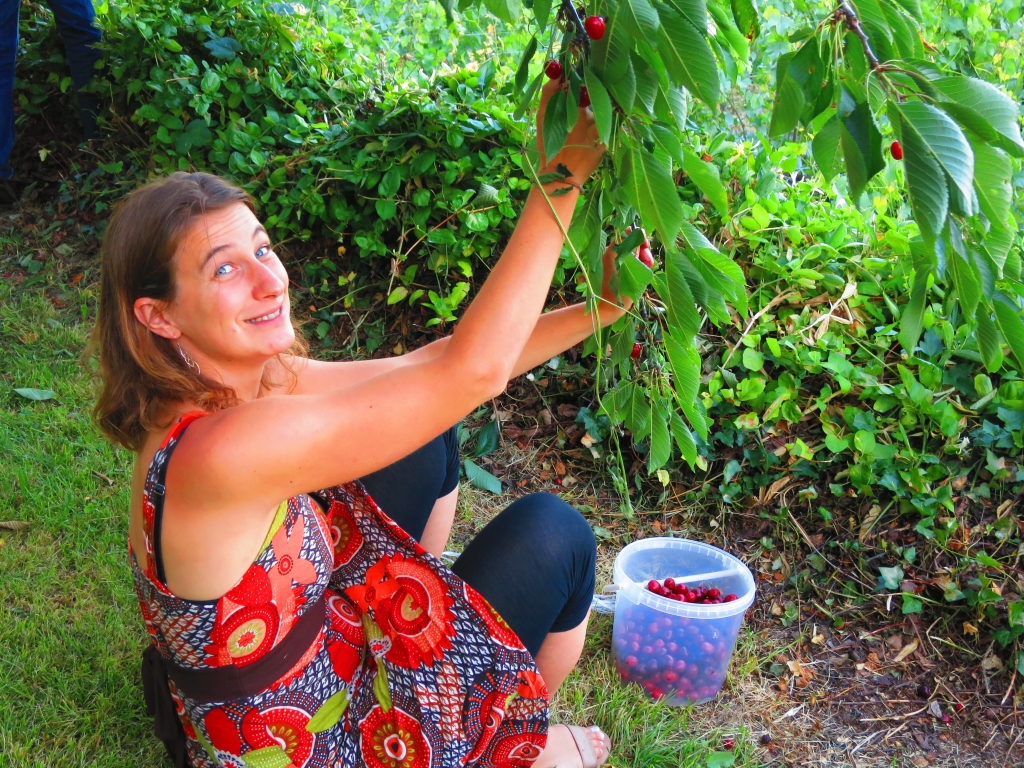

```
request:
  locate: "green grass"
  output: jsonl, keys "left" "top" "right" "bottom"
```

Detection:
{"left": 0, "top": 278, "right": 763, "bottom": 767}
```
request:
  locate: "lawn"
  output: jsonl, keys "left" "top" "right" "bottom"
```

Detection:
{"left": 0, "top": 277, "right": 764, "bottom": 767}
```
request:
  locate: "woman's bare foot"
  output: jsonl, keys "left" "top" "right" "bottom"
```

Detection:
{"left": 534, "top": 723, "right": 611, "bottom": 768}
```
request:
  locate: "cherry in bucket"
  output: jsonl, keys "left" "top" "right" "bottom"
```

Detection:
{"left": 646, "top": 578, "right": 740, "bottom": 604}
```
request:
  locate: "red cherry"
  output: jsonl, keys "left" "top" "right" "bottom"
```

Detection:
{"left": 554, "top": 476, "right": 562, "bottom": 485}
{"left": 954, "top": 702, "right": 965, "bottom": 712}
{"left": 631, "top": 342, "right": 643, "bottom": 359}
{"left": 891, "top": 140, "right": 903, "bottom": 160}
{"left": 638, "top": 246, "right": 654, "bottom": 268}
{"left": 723, "top": 594, "right": 738, "bottom": 602}
{"left": 545, "top": 60, "right": 563, "bottom": 80}
{"left": 941, "top": 712, "right": 951, "bottom": 724}
{"left": 708, "top": 588, "right": 721, "bottom": 599}
{"left": 664, "top": 578, "right": 676, "bottom": 590}
{"left": 578, "top": 86, "right": 591, "bottom": 108}
{"left": 584, "top": 15, "right": 606, "bottom": 40}
{"left": 647, "top": 580, "right": 660, "bottom": 593}
{"left": 723, "top": 738, "right": 735, "bottom": 750}
{"left": 626, "top": 655, "right": 638, "bottom": 667}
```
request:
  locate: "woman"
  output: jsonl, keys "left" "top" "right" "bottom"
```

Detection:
{"left": 93, "top": 78, "right": 630, "bottom": 768}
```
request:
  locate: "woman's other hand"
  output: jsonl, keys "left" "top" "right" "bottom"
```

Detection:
{"left": 536, "top": 77, "right": 606, "bottom": 186}
{"left": 598, "top": 227, "right": 642, "bottom": 313}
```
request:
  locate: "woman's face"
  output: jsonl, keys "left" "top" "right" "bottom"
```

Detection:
{"left": 158, "top": 203, "right": 294, "bottom": 367}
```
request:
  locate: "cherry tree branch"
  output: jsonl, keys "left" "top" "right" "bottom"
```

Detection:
{"left": 836, "top": 1, "right": 880, "bottom": 70}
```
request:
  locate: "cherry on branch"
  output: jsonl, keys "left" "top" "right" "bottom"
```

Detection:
{"left": 584, "top": 15, "right": 605, "bottom": 40}
{"left": 890, "top": 140, "right": 903, "bottom": 160}
{"left": 545, "top": 60, "right": 563, "bottom": 80}
{"left": 578, "top": 86, "right": 591, "bottom": 108}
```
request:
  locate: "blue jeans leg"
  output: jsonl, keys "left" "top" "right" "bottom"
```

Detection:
{"left": 0, "top": 0, "right": 20, "bottom": 179}
{"left": 49, "top": 0, "right": 102, "bottom": 139}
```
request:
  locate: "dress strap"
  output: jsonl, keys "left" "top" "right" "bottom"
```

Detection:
{"left": 145, "top": 411, "right": 208, "bottom": 587}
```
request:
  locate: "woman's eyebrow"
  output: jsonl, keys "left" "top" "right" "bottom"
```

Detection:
{"left": 201, "top": 226, "right": 269, "bottom": 269}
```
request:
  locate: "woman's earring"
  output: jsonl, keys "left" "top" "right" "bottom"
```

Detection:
{"left": 177, "top": 343, "right": 201, "bottom": 376}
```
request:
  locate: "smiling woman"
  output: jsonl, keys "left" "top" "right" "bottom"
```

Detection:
{"left": 91, "top": 174, "right": 308, "bottom": 451}
{"left": 89, "top": 76, "right": 627, "bottom": 768}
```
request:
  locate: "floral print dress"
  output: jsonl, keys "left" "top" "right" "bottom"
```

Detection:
{"left": 130, "top": 412, "right": 550, "bottom": 768}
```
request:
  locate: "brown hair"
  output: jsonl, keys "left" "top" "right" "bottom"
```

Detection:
{"left": 91, "top": 172, "right": 306, "bottom": 451}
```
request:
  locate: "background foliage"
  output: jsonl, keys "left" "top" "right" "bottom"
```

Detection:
{"left": 12, "top": 0, "right": 1024, "bottom": 679}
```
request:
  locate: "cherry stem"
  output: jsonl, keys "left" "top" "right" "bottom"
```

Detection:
{"left": 560, "top": 0, "right": 590, "bottom": 53}
{"left": 835, "top": 1, "right": 880, "bottom": 70}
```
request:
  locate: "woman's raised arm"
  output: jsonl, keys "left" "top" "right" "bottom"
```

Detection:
{"left": 172, "top": 80, "right": 605, "bottom": 513}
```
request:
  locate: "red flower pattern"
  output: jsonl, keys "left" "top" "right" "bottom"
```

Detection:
{"left": 360, "top": 705, "right": 431, "bottom": 768}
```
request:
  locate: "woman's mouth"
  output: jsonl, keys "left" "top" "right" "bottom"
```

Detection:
{"left": 245, "top": 306, "right": 283, "bottom": 324}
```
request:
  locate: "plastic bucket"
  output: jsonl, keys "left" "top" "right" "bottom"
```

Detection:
{"left": 611, "top": 537, "right": 756, "bottom": 704}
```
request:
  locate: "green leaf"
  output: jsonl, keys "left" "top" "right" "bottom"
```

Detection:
{"left": 878, "top": 565, "right": 904, "bottom": 590}
{"left": 242, "top": 746, "right": 293, "bottom": 768}
{"left": 742, "top": 348, "right": 764, "bottom": 371}
{"left": 533, "top": 0, "right": 552, "bottom": 28}
{"left": 901, "top": 593, "right": 923, "bottom": 614}
{"left": 682, "top": 151, "right": 728, "bottom": 215}
{"left": 619, "top": 253, "right": 654, "bottom": 301}
{"left": 706, "top": 751, "right": 736, "bottom": 768}
{"left": 590, "top": 0, "right": 632, "bottom": 81}
{"left": 204, "top": 36, "right": 242, "bottom": 60}
{"left": 387, "top": 286, "right": 408, "bottom": 305}
{"left": 13, "top": 388, "right": 55, "bottom": 401}
{"left": 543, "top": 87, "right": 569, "bottom": 158}
{"left": 651, "top": 123, "right": 684, "bottom": 164}
{"left": 663, "top": 0, "right": 707, "bottom": 31}
{"left": 611, "top": 317, "right": 638, "bottom": 365}
{"left": 663, "top": 249, "right": 702, "bottom": 338}
{"left": 729, "top": 0, "right": 759, "bottom": 39}
{"left": 669, "top": 410, "right": 698, "bottom": 466}
{"left": 898, "top": 113, "right": 948, "bottom": 251}
{"left": 992, "top": 292, "right": 1024, "bottom": 372}
{"left": 483, "top": 0, "right": 522, "bottom": 22}
{"left": 839, "top": 93, "right": 885, "bottom": 199}
{"left": 854, "top": 430, "right": 876, "bottom": 454}
{"left": 898, "top": 265, "right": 928, "bottom": 352}
{"left": 622, "top": 0, "right": 661, "bottom": 42}
{"left": 306, "top": 689, "right": 349, "bottom": 733}
{"left": 976, "top": 307, "right": 1005, "bottom": 373}
{"left": 970, "top": 139, "right": 1013, "bottom": 229}
{"left": 657, "top": 5, "right": 720, "bottom": 107}
{"left": 464, "top": 458, "right": 503, "bottom": 494}
{"left": 706, "top": 1, "right": 747, "bottom": 60}
{"left": 665, "top": 332, "right": 709, "bottom": 439}
{"left": 890, "top": 0, "right": 922, "bottom": 21}
{"left": 474, "top": 420, "right": 500, "bottom": 457}
{"left": 768, "top": 52, "right": 804, "bottom": 137}
{"left": 631, "top": 51, "right": 659, "bottom": 115}
{"left": 200, "top": 70, "right": 221, "bottom": 94}
{"left": 949, "top": 249, "right": 981, "bottom": 319}
{"left": 897, "top": 102, "right": 975, "bottom": 215}
{"left": 515, "top": 72, "right": 544, "bottom": 119}
{"left": 514, "top": 36, "right": 537, "bottom": 94}
{"left": 812, "top": 115, "right": 844, "bottom": 181}
{"left": 626, "top": 385, "right": 652, "bottom": 441}
{"left": 621, "top": 142, "right": 685, "bottom": 242}
{"left": 378, "top": 168, "right": 401, "bottom": 198}
{"left": 648, "top": 403, "right": 672, "bottom": 472}
{"left": 568, "top": 189, "right": 603, "bottom": 257}
{"left": 585, "top": 69, "right": 614, "bottom": 146}
{"left": 932, "top": 75, "right": 1024, "bottom": 158}
{"left": 880, "top": 0, "right": 922, "bottom": 59}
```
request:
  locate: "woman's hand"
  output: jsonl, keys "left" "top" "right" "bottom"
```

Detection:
{"left": 536, "top": 77, "right": 606, "bottom": 186}
{"left": 598, "top": 227, "right": 640, "bottom": 313}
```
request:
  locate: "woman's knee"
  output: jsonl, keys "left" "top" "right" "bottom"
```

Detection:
{"left": 501, "top": 493, "right": 596, "bottom": 563}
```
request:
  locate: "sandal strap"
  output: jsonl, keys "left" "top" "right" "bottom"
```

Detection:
{"left": 565, "top": 724, "right": 606, "bottom": 768}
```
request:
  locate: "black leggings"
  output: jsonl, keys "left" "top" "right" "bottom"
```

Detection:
{"left": 359, "top": 426, "right": 596, "bottom": 656}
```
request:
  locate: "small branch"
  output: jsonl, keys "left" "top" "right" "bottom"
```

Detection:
{"left": 837, "top": 1, "right": 880, "bottom": 70}
{"left": 560, "top": 0, "right": 590, "bottom": 53}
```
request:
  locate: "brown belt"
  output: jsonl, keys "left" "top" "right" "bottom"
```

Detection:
{"left": 142, "top": 594, "right": 328, "bottom": 766}
{"left": 168, "top": 594, "right": 327, "bottom": 704}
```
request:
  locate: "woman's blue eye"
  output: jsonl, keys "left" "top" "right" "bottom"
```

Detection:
{"left": 215, "top": 263, "right": 235, "bottom": 276}
{"left": 256, "top": 245, "right": 270, "bottom": 258}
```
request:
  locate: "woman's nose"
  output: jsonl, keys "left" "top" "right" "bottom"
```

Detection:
{"left": 253, "top": 259, "right": 285, "bottom": 297}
